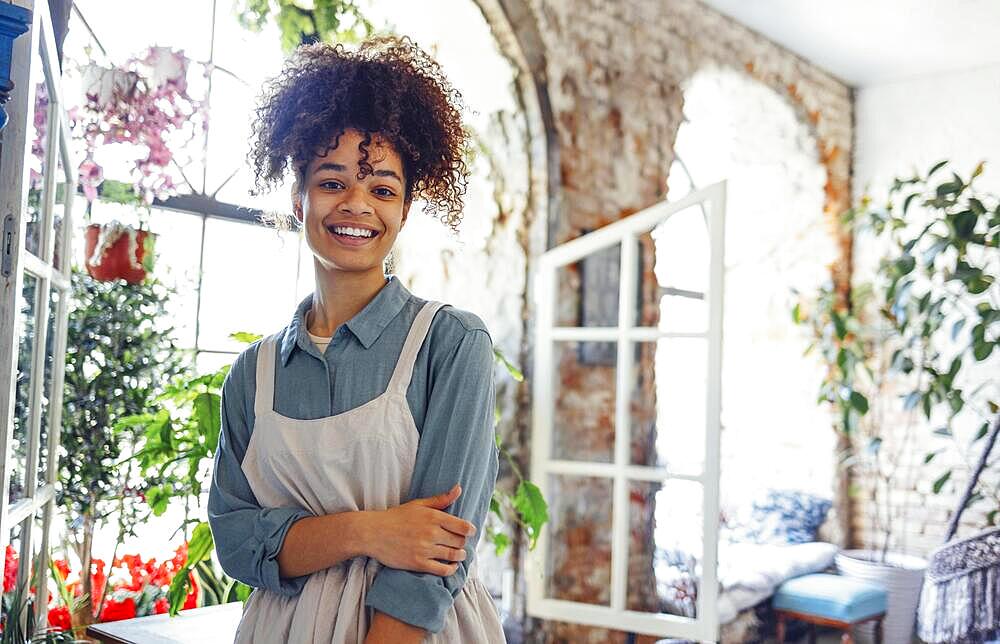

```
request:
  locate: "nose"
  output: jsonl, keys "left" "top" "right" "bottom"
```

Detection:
{"left": 338, "top": 183, "right": 373, "bottom": 216}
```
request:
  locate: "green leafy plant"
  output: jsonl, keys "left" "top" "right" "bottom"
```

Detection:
{"left": 59, "top": 269, "right": 183, "bottom": 625}
{"left": 117, "top": 332, "right": 261, "bottom": 614}
{"left": 798, "top": 159, "right": 1000, "bottom": 555}
{"left": 234, "top": 0, "right": 373, "bottom": 52}
{"left": 487, "top": 348, "right": 548, "bottom": 556}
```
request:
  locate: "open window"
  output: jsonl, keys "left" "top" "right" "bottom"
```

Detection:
{"left": 0, "top": 0, "right": 77, "bottom": 629}
{"left": 528, "top": 182, "right": 726, "bottom": 642}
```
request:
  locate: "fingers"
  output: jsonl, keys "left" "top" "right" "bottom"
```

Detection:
{"left": 435, "top": 531, "right": 468, "bottom": 550}
{"left": 440, "top": 514, "right": 477, "bottom": 538}
{"left": 431, "top": 545, "right": 467, "bottom": 563}
{"left": 416, "top": 483, "right": 462, "bottom": 509}
{"left": 422, "top": 560, "right": 460, "bottom": 577}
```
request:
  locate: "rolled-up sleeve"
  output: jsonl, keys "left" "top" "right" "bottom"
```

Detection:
{"left": 207, "top": 346, "right": 313, "bottom": 596}
{"left": 364, "top": 326, "right": 499, "bottom": 633}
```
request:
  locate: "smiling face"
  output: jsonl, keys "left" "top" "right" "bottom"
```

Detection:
{"left": 294, "top": 129, "right": 410, "bottom": 278}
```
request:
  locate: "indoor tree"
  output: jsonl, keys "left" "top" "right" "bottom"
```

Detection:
{"left": 58, "top": 269, "right": 183, "bottom": 626}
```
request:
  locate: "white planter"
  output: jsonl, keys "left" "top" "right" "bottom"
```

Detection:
{"left": 836, "top": 549, "right": 927, "bottom": 644}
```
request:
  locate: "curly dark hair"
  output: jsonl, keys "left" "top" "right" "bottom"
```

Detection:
{"left": 248, "top": 36, "right": 470, "bottom": 232}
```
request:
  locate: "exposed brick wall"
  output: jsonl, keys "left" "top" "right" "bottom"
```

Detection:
{"left": 473, "top": 0, "right": 856, "bottom": 640}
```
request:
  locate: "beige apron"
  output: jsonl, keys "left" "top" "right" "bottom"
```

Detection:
{"left": 235, "top": 301, "right": 505, "bottom": 643}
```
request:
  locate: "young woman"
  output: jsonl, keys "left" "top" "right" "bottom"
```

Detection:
{"left": 207, "top": 37, "right": 505, "bottom": 643}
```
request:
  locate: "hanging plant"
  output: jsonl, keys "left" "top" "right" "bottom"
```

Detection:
{"left": 83, "top": 220, "right": 155, "bottom": 284}
{"left": 66, "top": 45, "right": 209, "bottom": 206}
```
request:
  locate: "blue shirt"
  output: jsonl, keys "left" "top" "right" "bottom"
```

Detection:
{"left": 207, "top": 275, "right": 499, "bottom": 633}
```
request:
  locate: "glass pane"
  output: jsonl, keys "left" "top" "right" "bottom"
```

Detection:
{"left": 647, "top": 204, "right": 709, "bottom": 334}
{"left": 198, "top": 218, "right": 301, "bottom": 352}
{"left": 545, "top": 475, "right": 612, "bottom": 605}
{"left": 552, "top": 341, "right": 616, "bottom": 463}
{"left": 195, "top": 351, "right": 238, "bottom": 375}
{"left": 52, "top": 137, "right": 70, "bottom": 272}
{"left": 5, "top": 520, "right": 23, "bottom": 594}
{"left": 25, "top": 38, "right": 51, "bottom": 259}
{"left": 631, "top": 338, "right": 707, "bottom": 475}
{"left": 149, "top": 209, "right": 205, "bottom": 349}
{"left": 628, "top": 479, "right": 703, "bottom": 617}
{"left": 38, "top": 288, "right": 60, "bottom": 489}
{"left": 12, "top": 275, "right": 39, "bottom": 503}
{"left": 555, "top": 242, "right": 620, "bottom": 328}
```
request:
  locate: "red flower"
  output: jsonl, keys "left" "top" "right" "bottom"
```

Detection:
{"left": 99, "top": 597, "right": 136, "bottom": 622}
{"left": 53, "top": 558, "right": 70, "bottom": 581}
{"left": 183, "top": 572, "right": 198, "bottom": 610}
{"left": 153, "top": 596, "right": 169, "bottom": 615}
{"left": 47, "top": 605, "right": 72, "bottom": 632}
{"left": 4, "top": 544, "right": 17, "bottom": 593}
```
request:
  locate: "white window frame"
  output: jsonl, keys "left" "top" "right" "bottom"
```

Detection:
{"left": 528, "top": 181, "right": 727, "bottom": 642}
{"left": 0, "top": 0, "right": 77, "bottom": 629}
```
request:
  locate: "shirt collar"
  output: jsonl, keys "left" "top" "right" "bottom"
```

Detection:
{"left": 280, "top": 275, "right": 411, "bottom": 365}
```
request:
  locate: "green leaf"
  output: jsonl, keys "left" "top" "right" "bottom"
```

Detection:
{"left": 230, "top": 331, "right": 263, "bottom": 344}
{"left": 923, "top": 450, "right": 941, "bottom": 464}
{"left": 512, "top": 480, "right": 548, "bottom": 550}
{"left": 973, "top": 421, "right": 990, "bottom": 441}
{"left": 849, "top": 391, "right": 869, "bottom": 414}
{"left": 146, "top": 485, "right": 171, "bottom": 516}
{"left": 932, "top": 470, "right": 952, "bottom": 494}
{"left": 973, "top": 340, "right": 994, "bottom": 361}
{"left": 194, "top": 391, "right": 222, "bottom": 452}
{"left": 952, "top": 210, "right": 977, "bottom": 240}
{"left": 492, "top": 532, "right": 510, "bottom": 556}
{"left": 927, "top": 160, "right": 948, "bottom": 179}
{"left": 493, "top": 347, "right": 524, "bottom": 382}
{"left": 792, "top": 302, "right": 801, "bottom": 324}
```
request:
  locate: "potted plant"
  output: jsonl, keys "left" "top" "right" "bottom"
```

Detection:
{"left": 83, "top": 218, "right": 155, "bottom": 284}
{"left": 796, "top": 160, "right": 999, "bottom": 643}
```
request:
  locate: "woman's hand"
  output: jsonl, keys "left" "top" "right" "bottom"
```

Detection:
{"left": 365, "top": 483, "right": 476, "bottom": 576}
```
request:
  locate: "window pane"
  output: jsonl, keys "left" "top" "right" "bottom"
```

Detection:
{"left": 552, "top": 341, "right": 615, "bottom": 463}
{"left": 627, "top": 479, "right": 703, "bottom": 618}
{"left": 5, "top": 520, "right": 23, "bottom": 592}
{"left": 12, "top": 275, "right": 39, "bottom": 503}
{"left": 556, "top": 243, "right": 621, "bottom": 328}
{"left": 52, "top": 137, "right": 71, "bottom": 272}
{"left": 195, "top": 351, "right": 238, "bottom": 375}
{"left": 545, "top": 475, "right": 612, "bottom": 606}
{"left": 198, "top": 218, "right": 301, "bottom": 352}
{"left": 630, "top": 338, "right": 707, "bottom": 475}
{"left": 36, "top": 287, "right": 60, "bottom": 490}
{"left": 25, "top": 38, "right": 50, "bottom": 260}
{"left": 148, "top": 209, "right": 205, "bottom": 349}
{"left": 648, "top": 204, "right": 709, "bottom": 334}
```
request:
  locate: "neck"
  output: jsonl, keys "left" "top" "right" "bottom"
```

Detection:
{"left": 308, "top": 262, "right": 388, "bottom": 336}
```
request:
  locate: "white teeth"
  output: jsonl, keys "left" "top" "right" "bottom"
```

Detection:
{"left": 331, "top": 226, "right": 375, "bottom": 238}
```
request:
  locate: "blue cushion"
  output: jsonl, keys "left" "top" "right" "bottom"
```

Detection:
{"left": 728, "top": 489, "right": 833, "bottom": 544}
{"left": 774, "top": 574, "right": 887, "bottom": 623}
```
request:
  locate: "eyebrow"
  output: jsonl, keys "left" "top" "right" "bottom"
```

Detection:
{"left": 313, "top": 162, "right": 403, "bottom": 182}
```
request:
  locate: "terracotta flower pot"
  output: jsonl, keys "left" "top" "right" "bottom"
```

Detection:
{"left": 84, "top": 222, "right": 155, "bottom": 284}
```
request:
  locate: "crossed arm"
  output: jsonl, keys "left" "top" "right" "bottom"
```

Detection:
{"left": 207, "top": 327, "right": 498, "bottom": 642}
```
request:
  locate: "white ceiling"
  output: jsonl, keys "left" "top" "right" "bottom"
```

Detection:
{"left": 699, "top": 0, "right": 1000, "bottom": 88}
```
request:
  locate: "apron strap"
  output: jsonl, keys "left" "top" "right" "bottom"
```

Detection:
{"left": 254, "top": 334, "right": 279, "bottom": 418}
{"left": 387, "top": 300, "right": 446, "bottom": 395}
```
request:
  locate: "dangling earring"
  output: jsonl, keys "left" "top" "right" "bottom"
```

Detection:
{"left": 383, "top": 250, "right": 396, "bottom": 274}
